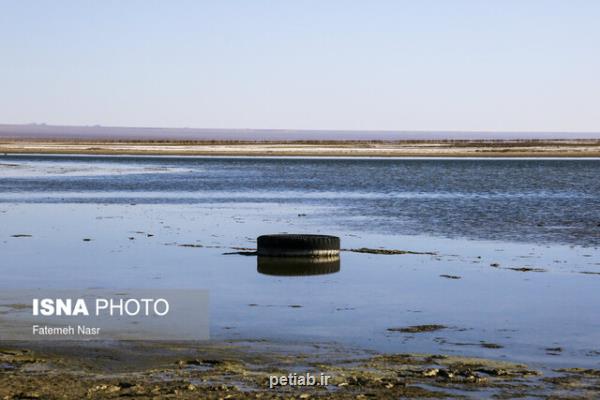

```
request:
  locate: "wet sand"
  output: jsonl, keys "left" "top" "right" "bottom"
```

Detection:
{"left": 2, "top": 340, "right": 598, "bottom": 399}
{"left": 2, "top": 139, "right": 600, "bottom": 157}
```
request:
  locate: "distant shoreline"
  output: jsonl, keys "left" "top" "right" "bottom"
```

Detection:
{"left": 2, "top": 139, "right": 600, "bottom": 157}
{"left": 2, "top": 123, "right": 600, "bottom": 141}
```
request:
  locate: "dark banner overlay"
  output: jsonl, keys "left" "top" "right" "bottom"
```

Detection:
{"left": 0, "top": 289, "right": 209, "bottom": 340}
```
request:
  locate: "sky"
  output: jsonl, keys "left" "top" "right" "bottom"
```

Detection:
{"left": 0, "top": 0, "right": 599, "bottom": 133}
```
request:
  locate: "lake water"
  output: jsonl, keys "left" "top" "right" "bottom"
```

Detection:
{"left": 1, "top": 155, "right": 599, "bottom": 369}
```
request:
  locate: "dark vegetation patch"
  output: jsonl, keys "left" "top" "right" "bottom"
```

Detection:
{"left": 345, "top": 247, "right": 436, "bottom": 255}
{"left": 440, "top": 274, "right": 461, "bottom": 279}
{"left": 388, "top": 325, "right": 447, "bottom": 333}
{"left": 505, "top": 267, "right": 546, "bottom": 272}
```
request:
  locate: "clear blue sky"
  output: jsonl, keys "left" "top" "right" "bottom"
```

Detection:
{"left": 1, "top": 0, "right": 599, "bottom": 132}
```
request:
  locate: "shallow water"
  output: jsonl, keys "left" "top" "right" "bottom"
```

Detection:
{"left": 1, "top": 155, "right": 599, "bottom": 369}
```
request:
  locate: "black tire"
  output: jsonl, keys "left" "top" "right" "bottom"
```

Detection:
{"left": 257, "top": 234, "right": 340, "bottom": 257}
{"left": 257, "top": 256, "right": 340, "bottom": 276}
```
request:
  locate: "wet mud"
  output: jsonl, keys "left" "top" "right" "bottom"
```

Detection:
{"left": 2, "top": 341, "right": 599, "bottom": 399}
{"left": 344, "top": 248, "right": 437, "bottom": 255}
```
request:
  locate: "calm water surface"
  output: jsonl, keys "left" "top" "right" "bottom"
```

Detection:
{"left": 1, "top": 155, "right": 599, "bottom": 369}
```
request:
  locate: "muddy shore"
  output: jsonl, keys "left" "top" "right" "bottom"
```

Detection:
{"left": 2, "top": 139, "right": 600, "bottom": 157}
{"left": 2, "top": 340, "right": 599, "bottom": 399}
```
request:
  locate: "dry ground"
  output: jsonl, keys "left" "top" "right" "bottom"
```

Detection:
{"left": 2, "top": 139, "right": 600, "bottom": 157}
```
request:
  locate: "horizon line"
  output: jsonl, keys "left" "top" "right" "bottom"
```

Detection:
{"left": 2, "top": 122, "right": 600, "bottom": 135}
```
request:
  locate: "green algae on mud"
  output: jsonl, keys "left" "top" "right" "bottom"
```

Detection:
{"left": 1, "top": 341, "right": 598, "bottom": 399}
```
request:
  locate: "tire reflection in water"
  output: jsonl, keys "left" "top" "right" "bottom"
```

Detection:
{"left": 257, "top": 256, "right": 340, "bottom": 276}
